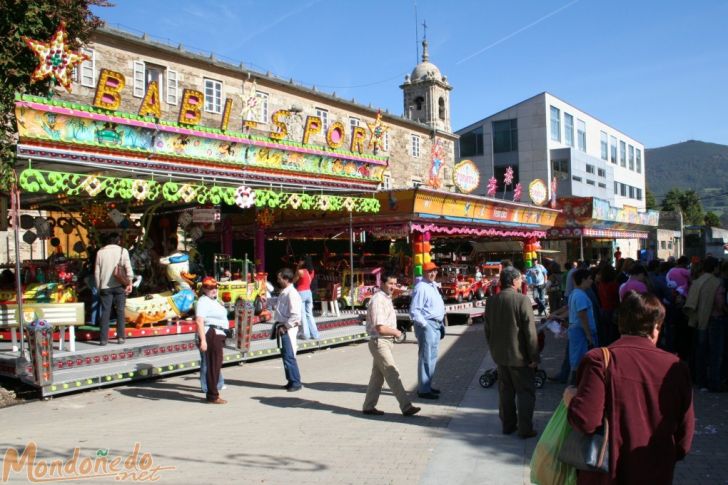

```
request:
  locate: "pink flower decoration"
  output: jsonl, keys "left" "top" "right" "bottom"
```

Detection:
{"left": 504, "top": 166, "right": 514, "bottom": 186}
{"left": 486, "top": 176, "right": 498, "bottom": 197}
{"left": 513, "top": 183, "right": 522, "bottom": 202}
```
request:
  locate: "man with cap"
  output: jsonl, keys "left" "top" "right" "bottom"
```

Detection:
{"left": 409, "top": 261, "right": 446, "bottom": 399}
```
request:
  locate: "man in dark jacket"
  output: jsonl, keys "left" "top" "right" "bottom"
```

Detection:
{"left": 485, "top": 266, "right": 540, "bottom": 438}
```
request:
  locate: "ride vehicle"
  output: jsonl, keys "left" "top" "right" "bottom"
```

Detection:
{"left": 338, "top": 267, "right": 382, "bottom": 308}
{"left": 439, "top": 264, "right": 485, "bottom": 302}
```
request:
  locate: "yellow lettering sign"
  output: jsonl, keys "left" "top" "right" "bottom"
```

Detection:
{"left": 178, "top": 89, "right": 203, "bottom": 126}
{"left": 92, "top": 69, "right": 126, "bottom": 111}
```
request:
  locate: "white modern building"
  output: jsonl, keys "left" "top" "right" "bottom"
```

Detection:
{"left": 456, "top": 93, "right": 654, "bottom": 263}
{"left": 456, "top": 92, "right": 645, "bottom": 210}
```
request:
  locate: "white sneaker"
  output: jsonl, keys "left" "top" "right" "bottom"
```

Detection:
{"left": 220, "top": 385, "right": 227, "bottom": 390}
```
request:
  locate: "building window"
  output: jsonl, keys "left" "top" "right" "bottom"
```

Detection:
{"left": 204, "top": 78, "right": 222, "bottom": 114}
{"left": 614, "top": 181, "right": 618, "bottom": 194}
{"left": 572, "top": 176, "right": 582, "bottom": 183}
{"left": 586, "top": 164, "right": 595, "bottom": 174}
{"left": 610, "top": 135, "right": 617, "bottom": 164}
{"left": 438, "top": 97, "right": 446, "bottom": 120}
{"left": 414, "top": 96, "right": 424, "bottom": 111}
{"left": 460, "top": 127, "right": 484, "bottom": 157}
{"left": 550, "top": 106, "right": 561, "bottom": 142}
{"left": 411, "top": 176, "right": 423, "bottom": 188}
{"left": 586, "top": 179, "right": 595, "bottom": 186}
{"left": 600, "top": 131, "right": 608, "bottom": 161}
{"left": 552, "top": 159, "right": 569, "bottom": 180}
{"left": 381, "top": 172, "right": 392, "bottom": 190}
{"left": 577, "top": 119, "right": 586, "bottom": 152}
{"left": 629, "top": 186, "right": 635, "bottom": 198}
{"left": 75, "top": 48, "right": 95, "bottom": 87}
{"left": 411, "top": 134, "right": 420, "bottom": 158}
{"left": 627, "top": 145, "right": 634, "bottom": 170}
{"left": 636, "top": 148, "right": 642, "bottom": 173}
{"left": 619, "top": 141, "right": 626, "bottom": 167}
{"left": 166, "top": 69, "right": 178, "bottom": 105}
{"left": 382, "top": 132, "right": 389, "bottom": 152}
{"left": 598, "top": 182, "right": 607, "bottom": 189}
{"left": 132, "top": 61, "right": 168, "bottom": 102}
{"left": 636, "top": 188, "right": 642, "bottom": 200}
{"left": 668, "top": 241, "right": 673, "bottom": 250}
{"left": 620, "top": 183, "right": 627, "bottom": 197}
{"left": 254, "top": 91, "right": 269, "bottom": 123}
{"left": 315, "top": 108, "right": 329, "bottom": 132}
{"left": 564, "top": 113, "right": 574, "bottom": 147}
{"left": 350, "top": 117, "right": 360, "bottom": 132}
{"left": 661, "top": 241, "right": 667, "bottom": 250}
{"left": 597, "top": 168, "right": 606, "bottom": 177}
{"left": 493, "top": 119, "right": 518, "bottom": 153}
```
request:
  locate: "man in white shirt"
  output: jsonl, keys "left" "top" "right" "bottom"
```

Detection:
{"left": 263, "top": 268, "right": 303, "bottom": 391}
{"left": 363, "top": 274, "right": 421, "bottom": 417}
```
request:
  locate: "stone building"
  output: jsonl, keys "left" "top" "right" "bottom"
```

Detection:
{"left": 63, "top": 26, "right": 457, "bottom": 192}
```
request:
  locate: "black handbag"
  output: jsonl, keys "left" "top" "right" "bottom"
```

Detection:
{"left": 558, "top": 347, "right": 611, "bottom": 473}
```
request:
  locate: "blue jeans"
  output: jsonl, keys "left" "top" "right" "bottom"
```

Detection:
{"left": 414, "top": 322, "right": 441, "bottom": 393}
{"left": 280, "top": 332, "right": 302, "bottom": 388}
{"left": 532, "top": 285, "right": 546, "bottom": 314}
{"left": 298, "top": 290, "right": 319, "bottom": 339}
{"left": 199, "top": 348, "right": 224, "bottom": 393}
{"left": 708, "top": 317, "right": 727, "bottom": 391}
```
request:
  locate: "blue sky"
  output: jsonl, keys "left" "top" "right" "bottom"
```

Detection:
{"left": 93, "top": 0, "right": 728, "bottom": 148}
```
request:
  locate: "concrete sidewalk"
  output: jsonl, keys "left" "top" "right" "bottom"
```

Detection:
{"left": 0, "top": 321, "right": 724, "bottom": 484}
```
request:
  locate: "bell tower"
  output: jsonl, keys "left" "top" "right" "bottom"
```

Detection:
{"left": 400, "top": 34, "right": 453, "bottom": 133}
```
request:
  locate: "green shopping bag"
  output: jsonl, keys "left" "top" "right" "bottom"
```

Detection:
{"left": 530, "top": 400, "right": 577, "bottom": 485}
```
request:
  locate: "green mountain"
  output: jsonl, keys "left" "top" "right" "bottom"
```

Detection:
{"left": 646, "top": 140, "right": 728, "bottom": 223}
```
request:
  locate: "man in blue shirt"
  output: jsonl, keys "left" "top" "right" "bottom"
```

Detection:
{"left": 409, "top": 261, "right": 446, "bottom": 399}
{"left": 527, "top": 259, "right": 548, "bottom": 315}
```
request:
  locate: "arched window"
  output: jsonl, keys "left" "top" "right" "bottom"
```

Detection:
{"left": 438, "top": 97, "right": 446, "bottom": 120}
{"left": 414, "top": 96, "right": 424, "bottom": 110}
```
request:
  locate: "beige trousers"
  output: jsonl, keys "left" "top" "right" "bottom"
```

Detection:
{"left": 363, "top": 338, "right": 412, "bottom": 412}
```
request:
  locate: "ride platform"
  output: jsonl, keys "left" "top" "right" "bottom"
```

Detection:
{"left": 0, "top": 312, "right": 366, "bottom": 398}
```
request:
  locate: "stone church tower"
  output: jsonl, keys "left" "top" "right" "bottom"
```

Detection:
{"left": 400, "top": 38, "right": 453, "bottom": 133}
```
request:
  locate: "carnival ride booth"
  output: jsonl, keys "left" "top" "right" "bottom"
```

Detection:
{"left": 269, "top": 187, "right": 560, "bottom": 325}
{"left": 3, "top": 25, "right": 385, "bottom": 396}
{"left": 544, "top": 197, "right": 660, "bottom": 265}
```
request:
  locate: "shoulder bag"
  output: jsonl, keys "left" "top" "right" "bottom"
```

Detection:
{"left": 112, "top": 247, "right": 131, "bottom": 287}
{"left": 558, "top": 347, "right": 611, "bottom": 473}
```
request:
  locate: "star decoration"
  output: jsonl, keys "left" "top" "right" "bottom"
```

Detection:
{"left": 367, "top": 110, "right": 390, "bottom": 153}
{"left": 22, "top": 21, "right": 90, "bottom": 93}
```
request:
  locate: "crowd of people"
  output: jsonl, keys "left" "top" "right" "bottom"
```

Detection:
{"left": 536, "top": 254, "right": 728, "bottom": 393}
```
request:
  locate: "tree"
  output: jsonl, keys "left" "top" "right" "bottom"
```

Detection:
{"left": 660, "top": 188, "right": 704, "bottom": 225}
{"left": 704, "top": 211, "right": 721, "bottom": 227}
{"left": 645, "top": 188, "right": 658, "bottom": 210}
{"left": 0, "top": 0, "right": 110, "bottom": 190}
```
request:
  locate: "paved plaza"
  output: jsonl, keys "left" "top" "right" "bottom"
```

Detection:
{"left": 1, "top": 321, "right": 725, "bottom": 484}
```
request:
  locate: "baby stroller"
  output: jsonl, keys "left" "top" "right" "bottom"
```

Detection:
{"left": 479, "top": 319, "right": 549, "bottom": 389}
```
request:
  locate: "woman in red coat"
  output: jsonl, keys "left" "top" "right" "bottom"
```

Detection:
{"left": 564, "top": 291, "right": 694, "bottom": 485}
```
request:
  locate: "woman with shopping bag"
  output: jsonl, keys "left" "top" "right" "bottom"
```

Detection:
{"left": 563, "top": 291, "right": 694, "bottom": 484}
